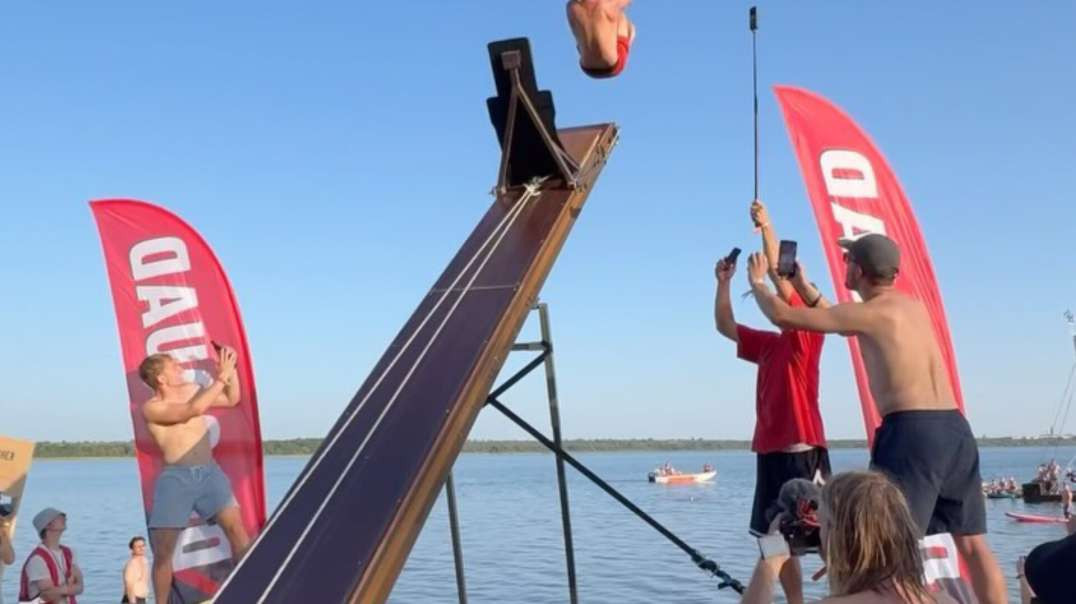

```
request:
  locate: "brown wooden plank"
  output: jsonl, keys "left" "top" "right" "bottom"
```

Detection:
{"left": 213, "top": 123, "right": 616, "bottom": 604}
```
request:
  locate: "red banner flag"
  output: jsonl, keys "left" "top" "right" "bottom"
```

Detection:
{"left": 91, "top": 199, "right": 266, "bottom": 602}
{"left": 774, "top": 86, "right": 964, "bottom": 442}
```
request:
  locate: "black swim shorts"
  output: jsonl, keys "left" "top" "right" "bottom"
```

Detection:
{"left": 871, "top": 409, "right": 986, "bottom": 536}
{"left": 750, "top": 447, "right": 831, "bottom": 535}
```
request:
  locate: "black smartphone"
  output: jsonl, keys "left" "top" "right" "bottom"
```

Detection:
{"left": 779, "top": 516, "right": 821, "bottom": 556}
{"left": 725, "top": 247, "right": 742, "bottom": 264}
{"left": 777, "top": 240, "right": 797, "bottom": 277}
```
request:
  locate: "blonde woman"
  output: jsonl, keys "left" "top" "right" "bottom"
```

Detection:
{"left": 743, "top": 471, "right": 951, "bottom": 603}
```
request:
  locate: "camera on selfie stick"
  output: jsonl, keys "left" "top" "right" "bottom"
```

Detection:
{"left": 767, "top": 478, "right": 822, "bottom": 556}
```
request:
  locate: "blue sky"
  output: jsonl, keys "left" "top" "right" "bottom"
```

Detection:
{"left": 1, "top": 2, "right": 1074, "bottom": 442}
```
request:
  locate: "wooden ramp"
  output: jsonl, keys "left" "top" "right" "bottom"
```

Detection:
{"left": 213, "top": 38, "right": 617, "bottom": 604}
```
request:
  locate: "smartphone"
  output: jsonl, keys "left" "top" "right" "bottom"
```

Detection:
{"left": 777, "top": 240, "right": 797, "bottom": 277}
{"left": 757, "top": 533, "right": 789, "bottom": 559}
{"left": 725, "top": 247, "right": 742, "bottom": 265}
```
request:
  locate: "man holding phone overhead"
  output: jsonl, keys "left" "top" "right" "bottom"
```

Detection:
{"left": 712, "top": 199, "right": 831, "bottom": 604}
{"left": 137, "top": 343, "right": 250, "bottom": 604}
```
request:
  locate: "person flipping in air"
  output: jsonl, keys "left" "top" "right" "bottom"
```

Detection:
{"left": 566, "top": 0, "right": 636, "bottom": 79}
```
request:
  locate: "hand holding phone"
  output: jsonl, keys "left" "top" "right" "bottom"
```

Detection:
{"left": 777, "top": 240, "right": 798, "bottom": 278}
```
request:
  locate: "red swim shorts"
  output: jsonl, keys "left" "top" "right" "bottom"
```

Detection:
{"left": 581, "top": 35, "right": 630, "bottom": 79}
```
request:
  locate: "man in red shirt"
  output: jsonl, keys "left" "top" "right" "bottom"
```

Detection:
{"left": 713, "top": 200, "right": 831, "bottom": 604}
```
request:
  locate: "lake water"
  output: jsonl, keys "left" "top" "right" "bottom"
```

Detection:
{"left": 3, "top": 446, "right": 1073, "bottom": 603}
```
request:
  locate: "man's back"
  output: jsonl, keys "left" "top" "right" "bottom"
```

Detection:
{"left": 857, "top": 292, "right": 957, "bottom": 417}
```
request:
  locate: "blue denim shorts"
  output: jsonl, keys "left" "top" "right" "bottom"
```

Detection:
{"left": 148, "top": 462, "right": 237, "bottom": 528}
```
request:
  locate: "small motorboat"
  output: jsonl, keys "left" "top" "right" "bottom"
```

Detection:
{"left": 985, "top": 491, "right": 1020, "bottom": 500}
{"left": 648, "top": 464, "right": 716, "bottom": 485}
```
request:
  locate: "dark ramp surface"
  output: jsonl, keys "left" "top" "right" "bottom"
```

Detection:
{"left": 213, "top": 125, "right": 617, "bottom": 604}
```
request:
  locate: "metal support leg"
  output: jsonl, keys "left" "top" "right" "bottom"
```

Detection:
{"left": 536, "top": 303, "right": 579, "bottom": 604}
{"left": 445, "top": 472, "right": 468, "bottom": 604}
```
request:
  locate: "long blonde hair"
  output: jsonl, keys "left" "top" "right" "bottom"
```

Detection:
{"left": 820, "top": 471, "right": 932, "bottom": 603}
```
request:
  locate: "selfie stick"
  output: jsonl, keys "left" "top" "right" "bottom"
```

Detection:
{"left": 750, "top": 6, "right": 759, "bottom": 201}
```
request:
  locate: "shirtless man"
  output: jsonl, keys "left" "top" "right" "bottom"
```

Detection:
{"left": 138, "top": 347, "right": 249, "bottom": 604}
{"left": 566, "top": 0, "right": 635, "bottom": 79}
{"left": 122, "top": 536, "right": 149, "bottom": 604}
{"left": 744, "top": 234, "right": 1006, "bottom": 604}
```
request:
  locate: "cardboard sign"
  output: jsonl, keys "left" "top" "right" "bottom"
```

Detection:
{"left": 0, "top": 434, "right": 36, "bottom": 533}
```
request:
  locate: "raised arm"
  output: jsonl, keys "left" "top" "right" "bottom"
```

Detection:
{"left": 212, "top": 345, "right": 241, "bottom": 407}
{"left": 751, "top": 200, "right": 796, "bottom": 303}
{"left": 789, "top": 261, "right": 831, "bottom": 310}
{"left": 714, "top": 258, "right": 739, "bottom": 342}
{"left": 142, "top": 382, "right": 227, "bottom": 425}
{"left": 747, "top": 253, "right": 870, "bottom": 334}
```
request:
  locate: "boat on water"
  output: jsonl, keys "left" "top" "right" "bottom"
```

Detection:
{"left": 648, "top": 464, "right": 716, "bottom": 485}
{"left": 982, "top": 477, "right": 1020, "bottom": 499}
{"left": 1021, "top": 480, "right": 1064, "bottom": 504}
{"left": 1020, "top": 312, "right": 1076, "bottom": 504}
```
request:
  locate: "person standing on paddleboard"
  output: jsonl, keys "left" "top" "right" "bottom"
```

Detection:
{"left": 713, "top": 199, "right": 832, "bottom": 604}
{"left": 745, "top": 233, "right": 1006, "bottom": 604}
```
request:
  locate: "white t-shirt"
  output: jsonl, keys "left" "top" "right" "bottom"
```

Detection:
{"left": 23, "top": 546, "right": 77, "bottom": 601}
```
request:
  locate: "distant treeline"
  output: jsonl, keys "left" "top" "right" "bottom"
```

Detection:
{"left": 30, "top": 436, "right": 1076, "bottom": 458}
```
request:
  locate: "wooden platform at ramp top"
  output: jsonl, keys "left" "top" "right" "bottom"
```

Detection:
{"left": 212, "top": 122, "right": 617, "bottom": 603}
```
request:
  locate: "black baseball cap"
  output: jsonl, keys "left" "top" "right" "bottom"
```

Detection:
{"left": 838, "top": 233, "right": 900, "bottom": 279}
{"left": 1026, "top": 532, "right": 1076, "bottom": 603}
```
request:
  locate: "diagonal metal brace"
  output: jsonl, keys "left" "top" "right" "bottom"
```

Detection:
{"left": 485, "top": 397, "right": 746, "bottom": 594}
{"left": 494, "top": 50, "right": 580, "bottom": 195}
{"left": 486, "top": 345, "right": 549, "bottom": 401}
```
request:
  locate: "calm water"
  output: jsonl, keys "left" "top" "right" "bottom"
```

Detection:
{"left": 4, "top": 447, "right": 1073, "bottom": 603}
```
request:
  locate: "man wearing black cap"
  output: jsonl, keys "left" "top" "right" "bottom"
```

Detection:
{"left": 744, "top": 233, "right": 1006, "bottom": 604}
